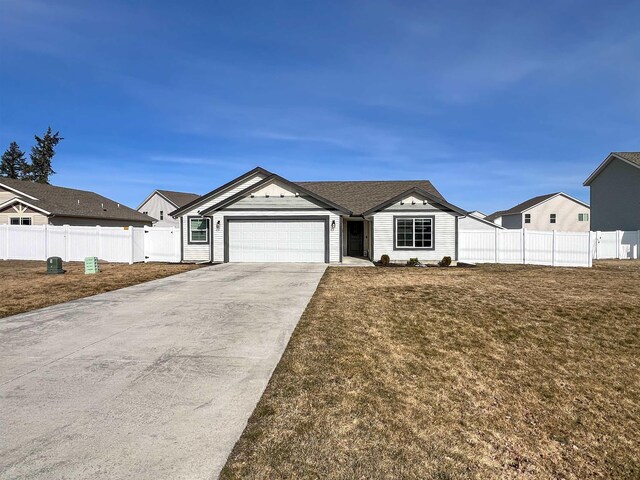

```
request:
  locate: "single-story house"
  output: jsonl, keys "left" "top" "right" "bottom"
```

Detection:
{"left": 137, "top": 189, "right": 200, "bottom": 227}
{"left": 0, "top": 177, "right": 153, "bottom": 227}
{"left": 169, "top": 166, "right": 497, "bottom": 264}
{"left": 583, "top": 152, "right": 640, "bottom": 231}
{"left": 485, "top": 192, "right": 590, "bottom": 232}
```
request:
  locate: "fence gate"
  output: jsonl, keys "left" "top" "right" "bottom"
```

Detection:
{"left": 143, "top": 227, "right": 181, "bottom": 263}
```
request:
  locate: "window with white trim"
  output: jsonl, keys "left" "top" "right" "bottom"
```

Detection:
{"left": 550, "top": 213, "right": 556, "bottom": 224}
{"left": 395, "top": 217, "right": 433, "bottom": 249}
{"left": 524, "top": 213, "right": 531, "bottom": 224}
{"left": 578, "top": 213, "right": 589, "bottom": 222}
{"left": 10, "top": 217, "right": 31, "bottom": 225}
{"left": 189, "top": 217, "right": 209, "bottom": 243}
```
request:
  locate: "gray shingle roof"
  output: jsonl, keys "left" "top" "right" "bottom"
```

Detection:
{"left": 0, "top": 177, "right": 154, "bottom": 223}
{"left": 156, "top": 190, "right": 200, "bottom": 208}
{"left": 296, "top": 180, "right": 446, "bottom": 216}
{"left": 613, "top": 152, "right": 640, "bottom": 166}
{"left": 485, "top": 193, "right": 560, "bottom": 222}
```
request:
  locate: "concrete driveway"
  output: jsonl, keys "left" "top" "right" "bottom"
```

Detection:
{"left": 0, "top": 263, "right": 326, "bottom": 479}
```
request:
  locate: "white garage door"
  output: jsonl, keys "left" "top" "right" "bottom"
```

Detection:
{"left": 227, "top": 220, "right": 326, "bottom": 263}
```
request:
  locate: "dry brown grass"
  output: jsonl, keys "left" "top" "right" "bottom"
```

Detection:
{"left": 0, "top": 260, "right": 203, "bottom": 318}
{"left": 222, "top": 261, "right": 640, "bottom": 479}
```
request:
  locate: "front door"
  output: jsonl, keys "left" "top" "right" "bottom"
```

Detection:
{"left": 347, "top": 221, "right": 364, "bottom": 256}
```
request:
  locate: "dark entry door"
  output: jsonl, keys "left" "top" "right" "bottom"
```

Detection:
{"left": 347, "top": 221, "right": 364, "bottom": 256}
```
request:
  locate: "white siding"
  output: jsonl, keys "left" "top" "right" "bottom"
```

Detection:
{"left": 179, "top": 173, "right": 267, "bottom": 262}
{"left": 211, "top": 210, "right": 341, "bottom": 263}
{"left": 372, "top": 209, "right": 457, "bottom": 262}
{"left": 458, "top": 215, "right": 498, "bottom": 231}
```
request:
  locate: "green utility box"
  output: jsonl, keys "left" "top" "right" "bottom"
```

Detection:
{"left": 47, "top": 257, "right": 65, "bottom": 274}
{"left": 84, "top": 257, "right": 100, "bottom": 274}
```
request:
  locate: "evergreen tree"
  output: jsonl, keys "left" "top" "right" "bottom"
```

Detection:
{"left": 0, "top": 142, "right": 29, "bottom": 179}
{"left": 28, "top": 127, "right": 63, "bottom": 184}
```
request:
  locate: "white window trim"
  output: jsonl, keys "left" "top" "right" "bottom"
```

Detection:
{"left": 524, "top": 213, "right": 531, "bottom": 224}
{"left": 393, "top": 216, "right": 435, "bottom": 250}
{"left": 10, "top": 217, "right": 32, "bottom": 225}
{"left": 188, "top": 216, "right": 209, "bottom": 244}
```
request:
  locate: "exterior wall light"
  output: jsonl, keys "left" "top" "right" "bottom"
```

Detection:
{"left": 216, "top": 220, "right": 221, "bottom": 230}
{"left": 331, "top": 220, "right": 336, "bottom": 230}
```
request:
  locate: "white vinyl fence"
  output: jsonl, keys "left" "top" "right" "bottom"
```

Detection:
{"left": 0, "top": 225, "right": 181, "bottom": 264}
{"left": 459, "top": 229, "right": 593, "bottom": 267}
{"left": 592, "top": 230, "right": 640, "bottom": 260}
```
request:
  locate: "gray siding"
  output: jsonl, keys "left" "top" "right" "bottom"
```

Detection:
{"left": 502, "top": 213, "right": 523, "bottom": 229}
{"left": 590, "top": 158, "right": 640, "bottom": 231}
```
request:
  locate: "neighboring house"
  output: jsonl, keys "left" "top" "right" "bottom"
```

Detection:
{"left": 468, "top": 210, "right": 487, "bottom": 218}
{"left": 583, "top": 152, "right": 640, "bottom": 231}
{"left": 485, "top": 192, "right": 590, "bottom": 232}
{"left": 169, "top": 166, "right": 490, "bottom": 264}
{"left": 0, "top": 177, "right": 153, "bottom": 227}
{"left": 137, "top": 189, "right": 200, "bottom": 227}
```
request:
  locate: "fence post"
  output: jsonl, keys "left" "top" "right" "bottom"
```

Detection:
{"left": 64, "top": 225, "right": 71, "bottom": 262}
{"left": 637, "top": 230, "right": 640, "bottom": 260}
{"left": 588, "top": 231, "right": 593, "bottom": 267}
{"left": 522, "top": 228, "right": 526, "bottom": 264}
{"left": 494, "top": 228, "right": 499, "bottom": 263}
{"left": 2, "top": 225, "right": 7, "bottom": 260}
{"left": 552, "top": 230, "right": 556, "bottom": 267}
{"left": 96, "top": 226, "right": 102, "bottom": 261}
{"left": 43, "top": 224, "right": 48, "bottom": 260}
{"left": 616, "top": 230, "right": 621, "bottom": 259}
{"left": 129, "top": 226, "right": 134, "bottom": 264}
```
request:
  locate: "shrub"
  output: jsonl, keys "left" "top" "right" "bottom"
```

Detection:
{"left": 438, "top": 256, "right": 452, "bottom": 267}
{"left": 380, "top": 254, "right": 390, "bottom": 266}
{"left": 407, "top": 257, "right": 420, "bottom": 266}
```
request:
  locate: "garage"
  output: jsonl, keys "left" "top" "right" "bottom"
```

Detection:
{"left": 225, "top": 217, "right": 329, "bottom": 263}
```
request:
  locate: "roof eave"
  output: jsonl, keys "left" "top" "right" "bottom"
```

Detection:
{"left": 584, "top": 153, "right": 640, "bottom": 186}
{"left": 361, "top": 187, "right": 467, "bottom": 217}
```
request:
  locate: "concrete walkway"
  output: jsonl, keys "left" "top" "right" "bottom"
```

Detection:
{"left": 0, "top": 263, "right": 326, "bottom": 480}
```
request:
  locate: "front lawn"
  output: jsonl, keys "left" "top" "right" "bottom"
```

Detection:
{"left": 0, "top": 260, "right": 204, "bottom": 318}
{"left": 222, "top": 261, "right": 640, "bottom": 479}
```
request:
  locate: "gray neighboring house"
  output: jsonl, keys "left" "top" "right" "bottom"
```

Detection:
{"left": 137, "top": 189, "right": 200, "bottom": 227}
{"left": 0, "top": 177, "right": 153, "bottom": 227}
{"left": 169, "top": 166, "right": 497, "bottom": 264}
{"left": 486, "top": 192, "right": 591, "bottom": 232}
{"left": 584, "top": 152, "right": 640, "bottom": 231}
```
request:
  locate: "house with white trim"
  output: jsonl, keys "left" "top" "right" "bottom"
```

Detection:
{"left": 584, "top": 152, "right": 640, "bottom": 231}
{"left": 137, "top": 189, "right": 200, "bottom": 227}
{"left": 486, "top": 192, "right": 590, "bottom": 232}
{"left": 0, "top": 177, "right": 152, "bottom": 227}
{"left": 169, "top": 166, "right": 498, "bottom": 264}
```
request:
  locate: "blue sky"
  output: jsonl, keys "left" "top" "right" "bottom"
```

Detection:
{"left": 1, "top": 0, "right": 638, "bottom": 214}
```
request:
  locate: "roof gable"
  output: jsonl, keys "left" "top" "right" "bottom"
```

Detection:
{"left": 201, "top": 174, "right": 352, "bottom": 215}
{"left": 486, "top": 192, "right": 589, "bottom": 221}
{"left": 584, "top": 152, "right": 640, "bottom": 186}
{"left": 138, "top": 189, "right": 200, "bottom": 210}
{"left": 170, "top": 166, "right": 272, "bottom": 216}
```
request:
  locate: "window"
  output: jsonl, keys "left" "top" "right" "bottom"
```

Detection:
{"left": 550, "top": 213, "right": 556, "bottom": 224}
{"left": 188, "top": 217, "right": 209, "bottom": 243}
{"left": 395, "top": 217, "right": 433, "bottom": 249}
{"left": 10, "top": 217, "right": 31, "bottom": 225}
{"left": 578, "top": 213, "right": 589, "bottom": 222}
{"left": 524, "top": 213, "right": 531, "bottom": 224}
{"left": 160, "top": 210, "right": 164, "bottom": 220}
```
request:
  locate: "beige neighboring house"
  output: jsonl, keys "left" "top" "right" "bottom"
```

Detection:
{"left": 0, "top": 177, "right": 153, "bottom": 227}
{"left": 137, "top": 190, "right": 200, "bottom": 227}
{"left": 486, "top": 192, "right": 590, "bottom": 232}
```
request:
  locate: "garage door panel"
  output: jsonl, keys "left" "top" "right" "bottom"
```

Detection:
{"left": 228, "top": 220, "right": 326, "bottom": 263}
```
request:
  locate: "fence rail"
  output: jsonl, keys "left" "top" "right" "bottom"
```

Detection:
{"left": 0, "top": 225, "right": 180, "bottom": 264}
{"left": 459, "top": 229, "right": 593, "bottom": 267}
